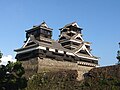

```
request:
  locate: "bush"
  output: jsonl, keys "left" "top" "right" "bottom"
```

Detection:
{"left": 25, "top": 70, "right": 83, "bottom": 90}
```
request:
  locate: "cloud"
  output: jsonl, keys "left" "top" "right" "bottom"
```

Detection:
{"left": 0, "top": 55, "right": 16, "bottom": 65}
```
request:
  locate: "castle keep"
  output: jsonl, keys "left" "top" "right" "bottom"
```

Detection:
{"left": 14, "top": 22, "right": 99, "bottom": 80}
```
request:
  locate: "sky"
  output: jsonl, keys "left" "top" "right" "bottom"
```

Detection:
{"left": 0, "top": 0, "right": 120, "bottom": 66}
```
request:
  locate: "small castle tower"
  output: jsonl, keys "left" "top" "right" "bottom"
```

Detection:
{"left": 25, "top": 21, "right": 52, "bottom": 41}
{"left": 15, "top": 22, "right": 53, "bottom": 60}
{"left": 14, "top": 22, "right": 99, "bottom": 79}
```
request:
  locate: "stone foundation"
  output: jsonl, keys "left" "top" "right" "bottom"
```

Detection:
{"left": 21, "top": 57, "right": 38, "bottom": 78}
{"left": 21, "top": 57, "right": 93, "bottom": 80}
{"left": 89, "top": 64, "right": 120, "bottom": 79}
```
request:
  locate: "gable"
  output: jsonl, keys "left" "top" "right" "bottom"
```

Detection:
{"left": 79, "top": 50, "right": 89, "bottom": 55}
{"left": 74, "top": 34, "right": 84, "bottom": 41}
{"left": 74, "top": 44, "right": 92, "bottom": 57}
{"left": 22, "top": 35, "right": 38, "bottom": 48}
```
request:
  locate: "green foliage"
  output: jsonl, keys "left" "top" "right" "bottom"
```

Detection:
{"left": 81, "top": 73, "right": 120, "bottom": 90}
{"left": 0, "top": 51, "right": 3, "bottom": 63}
{"left": 25, "top": 70, "right": 83, "bottom": 90}
{"left": 0, "top": 61, "right": 27, "bottom": 90}
{"left": 117, "top": 51, "right": 120, "bottom": 59}
{"left": 24, "top": 68, "right": 120, "bottom": 90}
{"left": 0, "top": 51, "right": 2, "bottom": 59}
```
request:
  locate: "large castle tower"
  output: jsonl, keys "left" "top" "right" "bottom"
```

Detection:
{"left": 58, "top": 22, "right": 96, "bottom": 64}
{"left": 59, "top": 22, "right": 83, "bottom": 50}
{"left": 15, "top": 22, "right": 98, "bottom": 79}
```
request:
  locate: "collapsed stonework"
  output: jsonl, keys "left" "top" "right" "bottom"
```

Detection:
{"left": 14, "top": 22, "right": 99, "bottom": 80}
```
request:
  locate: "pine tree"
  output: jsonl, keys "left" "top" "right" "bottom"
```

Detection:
{"left": 116, "top": 42, "right": 120, "bottom": 64}
{"left": 0, "top": 51, "right": 2, "bottom": 62}
{"left": 0, "top": 51, "right": 27, "bottom": 90}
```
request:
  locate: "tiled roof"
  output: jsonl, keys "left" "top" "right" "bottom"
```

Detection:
{"left": 26, "top": 21, "right": 53, "bottom": 33}
{"left": 15, "top": 22, "right": 99, "bottom": 62}
{"left": 59, "top": 22, "right": 82, "bottom": 30}
{"left": 14, "top": 36, "right": 97, "bottom": 60}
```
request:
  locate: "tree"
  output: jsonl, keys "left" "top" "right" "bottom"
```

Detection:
{"left": 0, "top": 53, "right": 27, "bottom": 90}
{"left": 0, "top": 51, "right": 2, "bottom": 58}
{"left": 117, "top": 42, "right": 120, "bottom": 64}
{"left": 0, "top": 51, "right": 3, "bottom": 62}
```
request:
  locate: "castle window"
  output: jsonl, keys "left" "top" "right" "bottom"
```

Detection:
{"left": 61, "top": 29, "right": 67, "bottom": 33}
{"left": 46, "top": 47, "right": 49, "bottom": 50}
{"left": 26, "top": 42, "right": 36, "bottom": 46}
{"left": 73, "top": 42, "right": 80, "bottom": 46}
{"left": 66, "top": 55, "right": 69, "bottom": 57}
{"left": 76, "top": 37, "right": 82, "bottom": 41}
{"left": 48, "top": 32, "right": 51, "bottom": 35}
{"left": 40, "top": 29, "right": 44, "bottom": 33}
{"left": 86, "top": 45, "right": 90, "bottom": 50}
{"left": 79, "top": 30, "right": 81, "bottom": 34}
{"left": 59, "top": 37, "right": 66, "bottom": 40}
{"left": 44, "top": 30, "right": 48, "bottom": 34}
{"left": 79, "top": 50, "right": 89, "bottom": 55}
{"left": 55, "top": 49, "right": 58, "bottom": 52}
{"left": 61, "top": 41, "right": 71, "bottom": 46}
{"left": 40, "top": 29, "right": 51, "bottom": 35}
{"left": 43, "top": 50, "right": 47, "bottom": 53}
{"left": 67, "top": 33, "right": 75, "bottom": 36}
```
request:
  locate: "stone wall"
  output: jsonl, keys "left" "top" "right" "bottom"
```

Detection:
{"left": 80, "top": 64, "right": 120, "bottom": 89}
{"left": 88, "top": 64, "right": 120, "bottom": 79}
{"left": 37, "top": 57, "right": 93, "bottom": 80}
{"left": 21, "top": 57, "right": 93, "bottom": 80}
{"left": 21, "top": 57, "right": 39, "bottom": 78}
